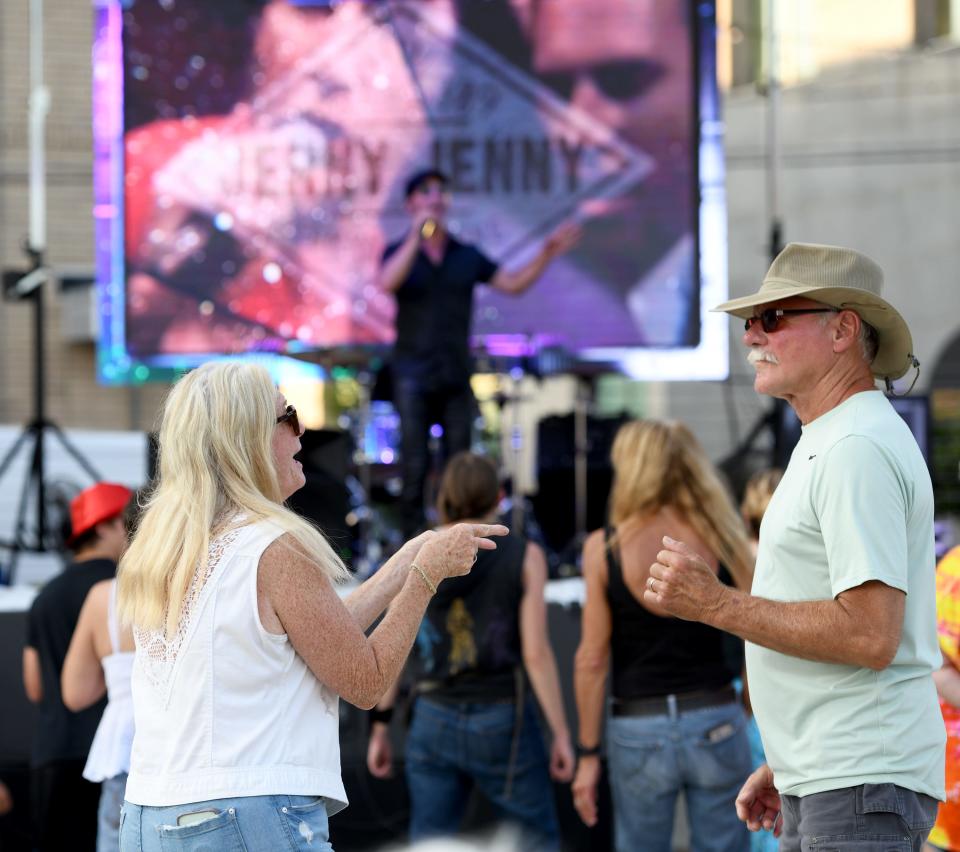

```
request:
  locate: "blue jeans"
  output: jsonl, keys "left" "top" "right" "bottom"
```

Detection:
{"left": 606, "top": 699, "right": 753, "bottom": 852}
{"left": 98, "top": 773, "right": 127, "bottom": 852}
{"left": 405, "top": 695, "right": 560, "bottom": 850}
{"left": 119, "top": 794, "right": 333, "bottom": 851}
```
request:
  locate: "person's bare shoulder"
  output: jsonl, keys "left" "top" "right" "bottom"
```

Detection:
{"left": 257, "top": 533, "right": 332, "bottom": 634}
{"left": 581, "top": 530, "right": 607, "bottom": 575}
{"left": 87, "top": 578, "right": 114, "bottom": 604}
{"left": 258, "top": 533, "right": 315, "bottom": 582}
{"left": 79, "top": 579, "right": 112, "bottom": 621}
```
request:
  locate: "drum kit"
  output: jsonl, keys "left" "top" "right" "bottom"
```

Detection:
{"left": 291, "top": 339, "right": 615, "bottom": 576}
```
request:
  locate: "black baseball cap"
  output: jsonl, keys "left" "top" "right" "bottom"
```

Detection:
{"left": 404, "top": 168, "right": 450, "bottom": 198}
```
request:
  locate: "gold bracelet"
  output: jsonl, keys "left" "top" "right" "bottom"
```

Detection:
{"left": 409, "top": 562, "right": 437, "bottom": 595}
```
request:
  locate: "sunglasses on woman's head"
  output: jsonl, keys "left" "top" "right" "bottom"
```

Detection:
{"left": 744, "top": 308, "right": 838, "bottom": 334}
{"left": 276, "top": 404, "right": 301, "bottom": 436}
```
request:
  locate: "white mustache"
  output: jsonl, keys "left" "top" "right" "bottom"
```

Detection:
{"left": 747, "top": 349, "right": 779, "bottom": 367}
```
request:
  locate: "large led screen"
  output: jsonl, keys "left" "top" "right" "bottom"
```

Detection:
{"left": 94, "top": 0, "right": 727, "bottom": 382}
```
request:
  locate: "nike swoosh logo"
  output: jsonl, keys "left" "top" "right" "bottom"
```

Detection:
{"left": 808, "top": 454, "right": 817, "bottom": 460}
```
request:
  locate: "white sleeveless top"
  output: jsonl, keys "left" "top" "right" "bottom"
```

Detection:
{"left": 124, "top": 519, "right": 347, "bottom": 811}
{"left": 83, "top": 580, "right": 135, "bottom": 783}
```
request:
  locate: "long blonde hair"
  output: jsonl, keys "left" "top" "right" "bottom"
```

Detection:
{"left": 117, "top": 361, "right": 349, "bottom": 634}
{"left": 740, "top": 467, "right": 783, "bottom": 540}
{"left": 608, "top": 419, "right": 753, "bottom": 590}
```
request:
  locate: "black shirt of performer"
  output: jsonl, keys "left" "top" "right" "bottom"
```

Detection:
{"left": 383, "top": 236, "right": 498, "bottom": 537}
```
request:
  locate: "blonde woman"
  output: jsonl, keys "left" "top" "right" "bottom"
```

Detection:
{"left": 740, "top": 469, "right": 783, "bottom": 559}
{"left": 571, "top": 420, "right": 754, "bottom": 852}
{"left": 117, "top": 362, "right": 505, "bottom": 851}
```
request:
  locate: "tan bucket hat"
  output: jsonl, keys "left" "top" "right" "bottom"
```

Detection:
{"left": 713, "top": 242, "right": 916, "bottom": 380}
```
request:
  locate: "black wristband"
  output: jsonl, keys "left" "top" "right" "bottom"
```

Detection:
{"left": 576, "top": 742, "right": 601, "bottom": 757}
{"left": 369, "top": 706, "right": 394, "bottom": 726}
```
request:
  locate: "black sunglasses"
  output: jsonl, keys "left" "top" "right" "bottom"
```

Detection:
{"left": 276, "top": 404, "right": 302, "bottom": 436}
{"left": 745, "top": 308, "right": 838, "bottom": 334}
{"left": 414, "top": 180, "right": 449, "bottom": 197}
{"left": 540, "top": 59, "right": 665, "bottom": 104}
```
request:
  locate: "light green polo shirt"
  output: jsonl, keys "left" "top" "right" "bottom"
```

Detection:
{"left": 745, "top": 391, "right": 945, "bottom": 799}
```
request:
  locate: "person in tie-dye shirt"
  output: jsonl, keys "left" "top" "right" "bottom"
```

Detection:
{"left": 930, "top": 545, "right": 960, "bottom": 851}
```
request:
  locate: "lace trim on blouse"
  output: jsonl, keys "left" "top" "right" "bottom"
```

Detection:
{"left": 135, "top": 521, "right": 244, "bottom": 706}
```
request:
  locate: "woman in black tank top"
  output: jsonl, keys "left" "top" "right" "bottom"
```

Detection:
{"left": 366, "top": 452, "right": 574, "bottom": 850}
{"left": 571, "top": 420, "right": 755, "bottom": 852}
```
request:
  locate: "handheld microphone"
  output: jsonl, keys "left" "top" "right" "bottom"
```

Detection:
{"left": 420, "top": 219, "right": 437, "bottom": 239}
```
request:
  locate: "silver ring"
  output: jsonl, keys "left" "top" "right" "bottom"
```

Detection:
{"left": 472, "top": 551, "right": 478, "bottom": 564}
{"left": 647, "top": 577, "right": 655, "bottom": 591}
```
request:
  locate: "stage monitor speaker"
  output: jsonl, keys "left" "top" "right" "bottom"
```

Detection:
{"left": 286, "top": 428, "right": 356, "bottom": 563}
{"left": 532, "top": 413, "right": 629, "bottom": 557}
{"left": 536, "top": 413, "right": 629, "bottom": 472}
{"left": 297, "top": 427, "right": 353, "bottom": 485}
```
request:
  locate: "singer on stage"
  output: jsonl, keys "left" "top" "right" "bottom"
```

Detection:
{"left": 379, "top": 168, "right": 579, "bottom": 537}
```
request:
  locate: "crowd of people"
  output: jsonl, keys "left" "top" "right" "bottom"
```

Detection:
{"left": 9, "top": 237, "right": 953, "bottom": 852}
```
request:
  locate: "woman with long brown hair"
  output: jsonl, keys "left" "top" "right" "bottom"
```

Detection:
{"left": 367, "top": 452, "right": 573, "bottom": 850}
{"left": 571, "top": 419, "right": 754, "bottom": 852}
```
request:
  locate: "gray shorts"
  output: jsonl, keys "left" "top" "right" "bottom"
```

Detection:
{"left": 779, "top": 783, "right": 939, "bottom": 852}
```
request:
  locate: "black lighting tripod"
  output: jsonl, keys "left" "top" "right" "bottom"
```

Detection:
{"left": 0, "top": 247, "right": 101, "bottom": 585}
{"left": 0, "top": 1, "right": 102, "bottom": 585}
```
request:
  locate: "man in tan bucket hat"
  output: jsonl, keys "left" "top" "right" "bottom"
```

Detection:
{"left": 639, "top": 243, "right": 944, "bottom": 851}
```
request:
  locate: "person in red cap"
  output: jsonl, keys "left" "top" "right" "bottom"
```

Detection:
{"left": 22, "top": 481, "right": 133, "bottom": 852}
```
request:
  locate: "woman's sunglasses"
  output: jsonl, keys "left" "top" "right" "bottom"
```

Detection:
{"left": 276, "top": 404, "right": 302, "bottom": 436}
{"left": 744, "top": 308, "right": 837, "bottom": 334}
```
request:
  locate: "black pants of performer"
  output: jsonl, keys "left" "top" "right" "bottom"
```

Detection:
{"left": 31, "top": 759, "right": 101, "bottom": 851}
{"left": 394, "top": 379, "right": 475, "bottom": 538}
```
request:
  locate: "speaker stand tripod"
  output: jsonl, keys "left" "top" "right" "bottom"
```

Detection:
{"left": 0, "top": 2, "right": 101, "bottom": 585}
{"left": 0, "top": 253, "right": 101, "bottom": 585}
